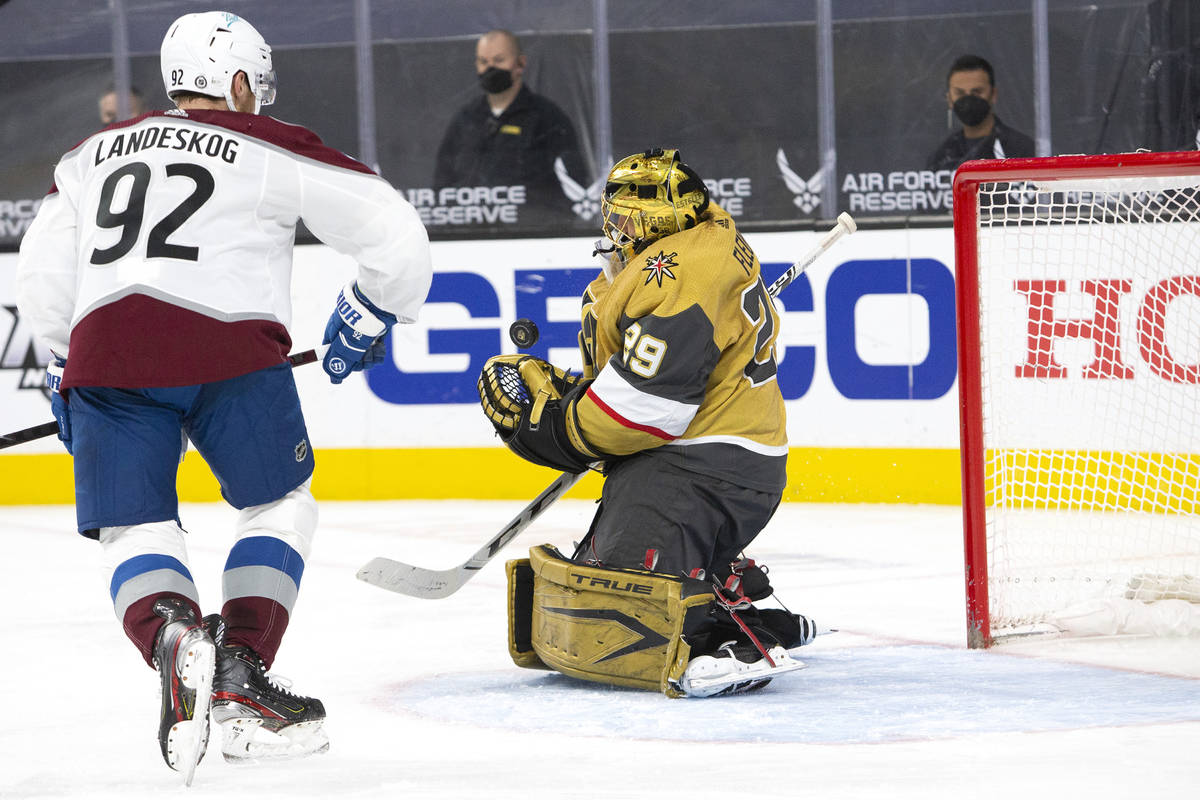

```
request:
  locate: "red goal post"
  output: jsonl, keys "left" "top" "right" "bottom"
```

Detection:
{"left": 954, "top": 151, "right": 1200, "bottom": 648}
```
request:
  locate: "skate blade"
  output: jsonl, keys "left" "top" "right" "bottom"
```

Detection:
{"left": 166, "top": 638, "right": 216, "bottom": 786}
{"left": 219, "top": 717, "right": 329, "bottom": 763}
{"left": 677, "top": 651, "right": 807, "bottom": 698}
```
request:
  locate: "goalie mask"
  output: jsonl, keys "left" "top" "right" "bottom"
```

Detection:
{"left": 598, "top": 149, "right": 710, "bottom": 276}
{"left": 161, "top": 11, "right": 276, "bottom": 114}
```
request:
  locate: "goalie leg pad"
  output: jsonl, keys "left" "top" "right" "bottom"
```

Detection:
{"left": 520, "top": 545, "right": 715, "bottom": 697}
{"left": 506, "top": 558, "right": 551, "bottom": 670}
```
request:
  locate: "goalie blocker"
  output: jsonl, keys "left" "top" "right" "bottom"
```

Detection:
{"left": 507, "top": 545, "right": 814, "bottom": 698}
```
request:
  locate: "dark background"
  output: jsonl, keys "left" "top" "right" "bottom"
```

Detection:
{"left": 1, "top": 0, "right": 1197, "bottom": 246}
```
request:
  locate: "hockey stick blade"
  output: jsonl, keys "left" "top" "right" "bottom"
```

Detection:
{"left": 355, "top": 558, "right": 470, "bottom": 600}
{"left": 356, "top": 470, "right": 587, "bottom": 598}
{"left": 0, "top": 346, "right": 327, "bottom": 451}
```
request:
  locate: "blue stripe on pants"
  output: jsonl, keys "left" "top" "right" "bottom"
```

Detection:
{"left": 109, "top": 553, "right": 194, "bottom": 602}
{"left": 224, "top": 535, "right": 305, "bottom": 588}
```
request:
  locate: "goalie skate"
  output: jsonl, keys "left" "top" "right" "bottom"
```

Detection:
{"left": 152, "top": 599, "right": 216, "bottom": 786}
{"left": 673, "top": 642, "right": 807, "bottom": 698}
{"left": 204, "top": 615, "right": 329, "bottom": 762}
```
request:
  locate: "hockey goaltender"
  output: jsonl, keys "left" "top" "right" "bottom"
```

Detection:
{"left": 478, "top": 149, "right": 819, "bottom": 698}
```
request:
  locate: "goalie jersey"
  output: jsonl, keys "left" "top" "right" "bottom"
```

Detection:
{"left": 16, "top": 109, "right": 431, "bottom": 389}
{"left": 575, "top": 203, "right": 787, "bottom": 493}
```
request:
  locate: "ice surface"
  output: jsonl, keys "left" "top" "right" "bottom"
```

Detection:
{"left": 1, "top": 499, "right": 1198, "bottom": 799}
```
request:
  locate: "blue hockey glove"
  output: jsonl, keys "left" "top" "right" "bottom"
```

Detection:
{"left": 46, "top": 357, "right": 72, "bottom": 454}
{"left": 321, "top": 281, "right": 398, "bottom": 384}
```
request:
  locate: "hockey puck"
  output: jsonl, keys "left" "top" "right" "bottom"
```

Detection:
{"left": 509, "top": 318, "right": 539, "bottom": 349}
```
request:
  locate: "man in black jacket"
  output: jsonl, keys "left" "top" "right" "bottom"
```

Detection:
{"left": 433, "top": 29, "right": 589, "bottom": 224}
{"left": 927, "top": 54, "right": 1034, "bottom": 173}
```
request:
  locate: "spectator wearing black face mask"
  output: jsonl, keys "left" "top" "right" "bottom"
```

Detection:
{"left": 926, "top": 54, "right": 1034, "bottom": 173}
{"left": 433, "top": 29, "right": 589, "bottom": 222}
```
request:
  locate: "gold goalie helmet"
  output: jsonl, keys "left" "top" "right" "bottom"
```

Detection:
{"left": 599, "top": 148, "right": 710, "bottom": 271}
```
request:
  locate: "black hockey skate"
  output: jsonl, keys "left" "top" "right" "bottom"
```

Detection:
{"left": 152, "top": 598, "right": 216, "bottom": 785}
{"left": 204, "top": 614, "right": 329, "bottom": 762}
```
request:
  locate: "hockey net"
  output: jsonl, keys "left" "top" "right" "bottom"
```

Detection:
{"left": 954, "top": 152, "right": 1200, "bottom": 647}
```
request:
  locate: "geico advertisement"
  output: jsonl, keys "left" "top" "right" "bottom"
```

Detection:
{"left": 0, "top": 227, "right": 961, "bottom": 453}
{"left": 978, "top": 221, "right": 1200, "bottom": 453}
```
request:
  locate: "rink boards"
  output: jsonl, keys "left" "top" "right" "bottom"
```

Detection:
{"left": 0, "top": 226, "right": 963, "bottom": 504}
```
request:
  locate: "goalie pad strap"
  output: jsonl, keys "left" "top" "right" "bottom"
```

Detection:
{"left": 509, "top": 544, "right": 715, "bottom": 697}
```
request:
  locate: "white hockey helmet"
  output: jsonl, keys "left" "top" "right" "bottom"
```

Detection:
{"left": 160, "top": 11, "right": 276, "bottom": 113}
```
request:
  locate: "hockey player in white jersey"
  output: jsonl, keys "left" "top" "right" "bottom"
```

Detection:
{"left": 15, "top": 11, "right": 432, "bottom": 781}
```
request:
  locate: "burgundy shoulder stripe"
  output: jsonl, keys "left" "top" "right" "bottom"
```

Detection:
{"left": 164, "top": 109, "right": 376, "bottom": 175}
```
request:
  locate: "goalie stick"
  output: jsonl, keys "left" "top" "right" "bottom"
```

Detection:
{"left": 357, "top": 212, "right": 859, "bottom": 599}
{"left": 0, "top": 346, "right": 327, "bottom": 451}
{"left": 357, "top": 469, "right": 586, "bottom": 598}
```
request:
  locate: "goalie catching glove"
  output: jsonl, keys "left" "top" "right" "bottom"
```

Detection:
{"left": 478, "top": 355, "right": 603, "bottom": 473}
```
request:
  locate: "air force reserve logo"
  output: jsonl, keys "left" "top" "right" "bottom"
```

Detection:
{"left": 554, "top": 156, "right": 606, "bottom": 220}
{"left": 777, "top": 148, "right": 823, "bottom": 215}
{"left": 642, "top": 251, "right": 678, "bottom": 287}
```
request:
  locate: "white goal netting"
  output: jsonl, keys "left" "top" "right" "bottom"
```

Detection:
{"left": 973, "top": 172, "right": 1200, "bottom": 639}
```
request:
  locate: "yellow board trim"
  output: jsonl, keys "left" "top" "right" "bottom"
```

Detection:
{"left": 0, "top": 447, "right": 963, "bottom": 506}
{"left": 985, "top": 449, "right": 1200, "bottom": 514}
